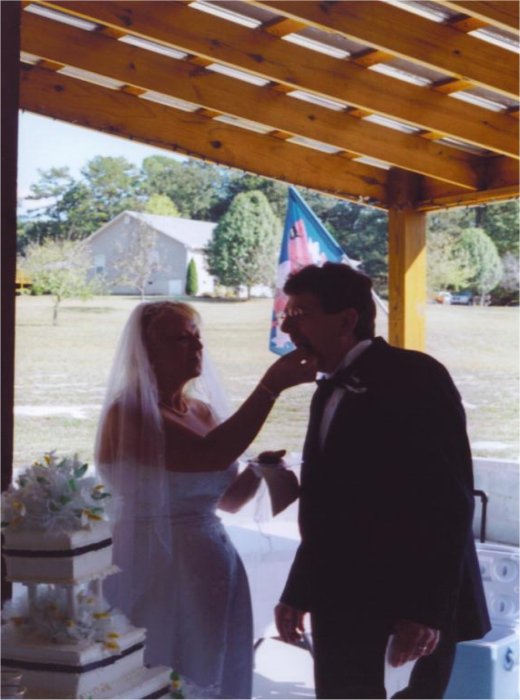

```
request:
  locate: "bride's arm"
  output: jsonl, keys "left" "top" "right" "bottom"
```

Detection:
{"left": 164, "top": 348, "right": 316, "bottom": 473}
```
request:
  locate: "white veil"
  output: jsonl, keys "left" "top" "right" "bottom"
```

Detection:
{"left": 94, "top": 301, "right": 232, "bottom": 617}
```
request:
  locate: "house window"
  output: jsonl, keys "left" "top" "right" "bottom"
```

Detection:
{"left": 94, "top": 254, "right": 105, "bottom": 274}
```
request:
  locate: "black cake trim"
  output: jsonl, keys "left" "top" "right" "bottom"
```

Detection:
{"left": 3, "top": 538, "right": 112, "bottom": 558}
{"left": 2, "top": 641, "right": 144, "bottom": 673}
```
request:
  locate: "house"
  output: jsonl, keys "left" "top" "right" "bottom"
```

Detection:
{"left": 86, "top": 211, "right": 216, "bottom": 296}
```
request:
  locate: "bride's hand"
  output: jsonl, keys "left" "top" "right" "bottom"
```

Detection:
{"left": 261, "top": 347, "right": 317, "bottom": 394}
{"left": 256, "top": 449, "right": 286, "bottom": 465}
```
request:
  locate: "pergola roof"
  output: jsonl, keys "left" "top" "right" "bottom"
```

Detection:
{"left": 19, "top": 0, "right": 519, "bottom": 211}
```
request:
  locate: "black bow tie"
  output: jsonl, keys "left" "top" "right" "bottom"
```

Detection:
{"left": 315, "top": 368, "right": 354, "bottom": 399}
{"left": 317, "top": 367, "right": 352, "bottom": 388}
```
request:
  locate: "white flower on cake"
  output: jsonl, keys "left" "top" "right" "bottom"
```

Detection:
{"left": 1, "top": 451, "right": 111, "bottom": 533}
{"left": 2, "top": 586, "right": 131, "bottom": 647}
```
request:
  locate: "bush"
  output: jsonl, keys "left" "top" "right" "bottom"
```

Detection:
{"left": 185, "top": 259, "right": 199, "bottom": 296}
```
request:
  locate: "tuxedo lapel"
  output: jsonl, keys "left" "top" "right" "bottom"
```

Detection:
{"left": 302, "top": 364, "right": 359, "bottom": 466}
{"left": 302, "top": 339, "right": 386, "bottom": 467}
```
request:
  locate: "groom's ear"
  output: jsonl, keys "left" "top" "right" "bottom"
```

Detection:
{"left": 340, "top": 308, "right": 359, "bottom": 335}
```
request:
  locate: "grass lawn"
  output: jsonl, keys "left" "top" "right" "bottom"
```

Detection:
{"left": 13, "top": 295, "right": 519, "bottom": 469}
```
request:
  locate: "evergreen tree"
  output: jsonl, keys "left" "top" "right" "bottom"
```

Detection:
{"left": 427, "top": 227, "right": 474, "bottom": 294}
{"left": 479, "top": 200, "right": 519, "bottom": 257}
{"left": 491, "top": 252, "right": 519, "bottom": 305}
{"left": 206, "top": 190, "right": 280, "bottom": 298}
{"left": 218, "top": 172, "right": 289, "bottom": 221}
{"left": 185, "top": 258, "right": 199, "bottom": 296}
{"left": 457, "top": 227, "right": 503, "bottom": 304}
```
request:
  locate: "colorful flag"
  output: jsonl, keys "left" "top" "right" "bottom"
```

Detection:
{"left": 270, "top": 186, "right": 356, "bottom": 355}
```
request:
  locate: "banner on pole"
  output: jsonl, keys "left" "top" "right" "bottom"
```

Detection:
{"left": 269, "top": 187, "right": 356, "bottom": 355}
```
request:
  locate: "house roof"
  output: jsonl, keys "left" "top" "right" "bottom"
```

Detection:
{"left": 130, "top": 212, "right": 216, "bottom": 249}
{"left": 88, "top": 211, "right": 216, "bottom": 249}
{"left": 18, "top": 0, "right": 519, "bottom": 211}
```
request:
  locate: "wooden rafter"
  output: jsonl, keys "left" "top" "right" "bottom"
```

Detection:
{"left": 22, "top": 11, "right": 488, "bottom": 191}
{"left": 439, "top": 1, "right": 520, "bottom": 34}
{"left": 19, "top": 64, "right": 389, "bottom": 205}
{"left": 35, "top": 0, "right": 519, "bottom": 159}
{"left": 251, "top": 0, "right": 518, "bottom": 98}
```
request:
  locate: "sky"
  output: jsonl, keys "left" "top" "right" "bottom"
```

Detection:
{"left": 17, "top": 112, "right": 183, "bottom": 206}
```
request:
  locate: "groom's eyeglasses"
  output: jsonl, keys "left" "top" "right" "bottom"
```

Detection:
{"left": 279, "top": 307, "right": 315, "bottom": 322}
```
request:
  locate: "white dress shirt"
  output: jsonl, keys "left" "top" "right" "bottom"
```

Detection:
{"left": 319, "top": 339, "right": 373, "bottom": 447}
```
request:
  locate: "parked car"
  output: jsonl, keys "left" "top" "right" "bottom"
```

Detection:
{"left": 451, "top": 290, "right": 474, "bottom": 305}
{"left": 434, "top": 290, "right": 452, "bottom": 304}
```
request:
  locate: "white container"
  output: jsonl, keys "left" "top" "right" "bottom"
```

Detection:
{"left": 445, "top": 542, "right": 519, "bottom": 699}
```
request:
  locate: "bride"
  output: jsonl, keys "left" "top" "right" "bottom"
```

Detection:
{"left": 95, "top": 301, "right": 316, "bottom": 698}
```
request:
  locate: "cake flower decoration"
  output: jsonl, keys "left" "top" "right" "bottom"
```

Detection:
{"left": 1, "top": 451, "right": 111, "bottom": 533}
{"left": 2, "top": 587, "right": 131, "bottom": 647}
{"left": 170, "top": 671, "right": 185, "bottom": 699}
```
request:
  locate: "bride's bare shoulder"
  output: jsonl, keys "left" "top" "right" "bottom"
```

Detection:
{"left": 189, "top": 397, "right": 217, "bottom": 423}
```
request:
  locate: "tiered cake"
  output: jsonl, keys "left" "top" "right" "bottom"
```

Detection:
{"left": 1, "top": 452, "right": 173, "bottom": 699}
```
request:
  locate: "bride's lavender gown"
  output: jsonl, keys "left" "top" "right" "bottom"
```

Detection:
{"left": 106, "top": 463, "right": 253, "bottom": 699}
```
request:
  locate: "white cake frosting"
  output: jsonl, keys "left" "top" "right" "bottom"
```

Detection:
{"left": 3, "top": 521, "right": 114, "bottom": 583}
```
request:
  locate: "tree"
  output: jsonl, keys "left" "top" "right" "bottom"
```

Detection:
{"left": 185, "top": 258, "right": 199, "bottom": 296}
{"left": 20, "top": 158, "right": 143, "bottom": 250}
{"left": 19, "top": 240, "right": 101, "bottom": 325}
{"left": 490, "top": 252, "right": 519, "bottom": 305}
{"left": 302, "top": 193, "right": 388, "bottom": 294}
{"left": 111, "top": 219, "right": 167, "bottom": 301}
{"left": 427, "top": 227, "right": 475, "bottom": 294}
{"left": 457, "top": 227, "right": 503, "bottom": 304}
{"left": 206, "top": 190, "right": 280, "bottom": 297}
{"left": 427, "top": 207, "right": 475, "bottom": 234}
{"left": 479, "top": 200, "right": 519, "bottom": 257}
{"left": 144, "top": 193, "right": 180, "bottom": 216}
{"left": 80, "top": 156, "right": 142, "bottom": 229}
{"left": 140, "top": 157, "right": 220, "bottom": 220}
{"left": 218, "top": 172, "right": 289, "bottom": 221}
{"left": 20, "top": 167, "right": 83, "bottom": 250}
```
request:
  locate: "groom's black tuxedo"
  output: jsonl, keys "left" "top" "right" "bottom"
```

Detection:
{"left": 281, "top": 337, "right": 490, "bottom": 696}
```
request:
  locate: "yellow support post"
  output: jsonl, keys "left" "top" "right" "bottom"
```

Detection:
{"left": 387, "top": 169, "right": 427, "bottom": 350}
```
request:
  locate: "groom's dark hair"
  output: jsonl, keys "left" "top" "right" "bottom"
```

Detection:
{"left": 283, "top": 262, "right": 376, "bottom": 340}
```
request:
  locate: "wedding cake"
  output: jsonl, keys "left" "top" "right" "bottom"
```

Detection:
{"left": 1, "top": 452, "right": 173, "bottom": 699}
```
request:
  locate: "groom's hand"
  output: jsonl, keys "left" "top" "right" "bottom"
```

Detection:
{"left": 387, "top": 619, "right": 440, "bottom": 667}
{"left": 275, "top": 602, "right": 306, "bottom": 643}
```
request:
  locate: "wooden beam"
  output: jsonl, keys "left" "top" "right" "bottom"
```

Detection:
{"left": 421, "top": 154, "right": 519, "bottom": 201}
{"left": 418, "top": 184, "right": 519, "bottom": 211}
{"left": 21, "top": 12, "right": 485, "bottom": 190}
{"left": 439, "top": 1, "right": 519, "bottom": 34}
{"left": 252, "top": 0, "right": 519, "bottom": 99}
{"left": 387, "top": 170, "right": 427, "bottom": 351}
{"left": 418, "top": 155, "right": 520, "bottom": 209}
{"left": 2, "top": 1, "right": 19, "bottom": 490}
{"left": 35, "top": 1, "right": 519, "bottom": 158}
{"left": 19, "top": 64, "right": 388, "bottom": 205}
{"left": 1, "top": 0, "right": 20, "bottom": 606}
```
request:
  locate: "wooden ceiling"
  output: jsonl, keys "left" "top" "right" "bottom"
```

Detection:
{"left": 19, "top": 0, "right": 519, "bottom": 211}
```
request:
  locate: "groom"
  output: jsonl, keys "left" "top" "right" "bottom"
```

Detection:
{"left": 274, "top": 263, "right": 490, "bottom": 699}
